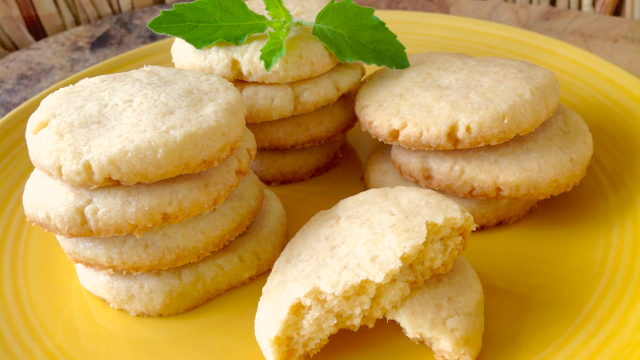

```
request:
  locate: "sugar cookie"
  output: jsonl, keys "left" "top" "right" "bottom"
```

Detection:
{"left": 26, "top": 66, "right": 245, "bottom": 188}
{"left": 391, "top": 104, "right": 593, "bottom": 199}
{"left": 356, "top": 52, "right": 559, "bottom": 150}
{"left": 364, "top": 144, "right": 538, "bottom": 229}
{"left": 236, "top": 63, "right": 364, "bottom": 123}
{"left": 172, "top": 0, "right": 338, "bottom": 83}
{"left": 388, "top": 256, "right": 484, "bottom": 360}
{"left": 247, "top": 96, "right": 356, "bottom": 149}
{"left": 255, "top": 187, "right": 474, "bottom": 360}
{"left": 250, "top": 136, "right": 345, "bottom": 185}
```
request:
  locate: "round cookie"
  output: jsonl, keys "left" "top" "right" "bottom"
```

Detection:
{"left": 387, "top": 256, "right": 484, "bottom": 360}
{"left": 75, "top": 188, "right": 287, "bottom": 317}
{"left": 391, "top": 104, "right": 593, "bottom": 199}
{"left": 172, "top": 0, "right": 339, "bottom": 83}
{"left": 356, "top": 52, "right": 560, "bottom": 150}
{"left": 236, "top": 63, "right": 364, "bottom": 123}
{"left": 26, "top": 66, "right": 246, "bottom": 188}
{"left": 247, "top": 96, "right": 357, "bottom": 149}
{"left": 58, "top": 171, "right": 264, "bottom": 273}
{"left": 364, "top": 144, "right": 538, "bottom": 230}
{"left": 250, "top": 135, "right": 345, "bottom": 185}
{"left": 255, "top": 187, "right": 474, "bottom": 360}
{"left": 23, "top": 129, "right": 256, "bottom": 238}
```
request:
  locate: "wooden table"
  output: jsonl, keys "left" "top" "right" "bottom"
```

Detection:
{"left": 0, "top": 0, "right": 638, "bottom": 118}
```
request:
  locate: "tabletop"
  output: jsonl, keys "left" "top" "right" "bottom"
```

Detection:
{"left": 0, "top": 0, "right": 638, "bottom": 118}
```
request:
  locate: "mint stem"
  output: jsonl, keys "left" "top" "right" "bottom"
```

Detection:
{"left": 294, "top": 21, "right": 315, "bottom": 27}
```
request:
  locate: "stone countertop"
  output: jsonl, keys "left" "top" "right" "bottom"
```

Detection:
{"left": 1, "top": 0, "right": 639, "bottom": 118}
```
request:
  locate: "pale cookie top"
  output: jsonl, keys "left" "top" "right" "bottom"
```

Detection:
{"left": 392, "top": 104, "right": 593, "bottom": 199}
{"left": 388, "top": 256, "right": 484, "bottom": 360}
{"left": 356, "top": 52, "right": 560, "bottom": 150}
{"left": 172, "top": 0, "right": 339, "bottom": 83}
{"left": 255, "top": 187, "right": 474, "bottom": 360}
{"left": 235, "top": 62, "right": 364, "bottom": 123}
{"left": 25, "top": 66, "right": 245, "bottom": 188}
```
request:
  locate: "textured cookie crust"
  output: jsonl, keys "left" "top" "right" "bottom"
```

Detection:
{"left": 25, "top": 66, "right": 245, "bottom": 188}
{"left": 356, "top": 52, "right": 560, "bottom": 150}
{"left": 58, "top": 171, "right": 264, "bottom": 273}
{"left": 254, "top": 187, "right": 474, "bottom": 360}
{"left": 236, "top": 63, "right": 364, "bottom": 123}
{"left": 247, "top": 96, "right": 356, "bottom": 149}
{"left": 388, "top": 256, "right": 484, "bottom": 360}
{"left": 171, "top": 0, "right": 338, "bottom": 83}
{"left": 75, "top": 188, "right": 287, "bottom": 317}
{"left": 250, "top": 136, "right": 345, "bottom": 185}
{"left": 391, "top": 104, "right": 593, "bottom": 199}
{"left": 23, "top": 130, "right": 256, "bottom": 238}
{"left": 364, "top": 144, "right": 538, "bottom": 230}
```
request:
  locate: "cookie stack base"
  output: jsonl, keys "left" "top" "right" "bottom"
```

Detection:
{"left": 76, "top": 188, "right": 287, "bottom": 317}
{"left": 364, "top": 144, "right": 538, "bottom": 230}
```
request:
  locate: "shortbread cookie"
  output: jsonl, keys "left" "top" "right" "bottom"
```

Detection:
{"left": 58, "top": 171, "right": 263, "bottom": 273}
{"left": 236, "top": 63, "right": 364, "bottom": 123}
{"left": 388, "top": 256, "right": 484, "bottom": 360}
{"left": 255, "top": 187, "right": 474, "bottom": 360}
{"left": 172, "top": 0, "right": 338, "bottom": 83}
{"left": 247, "top": 96, "right": 356, "bottom": 149}
{"left": 356, "top": 52, "right": 560, "bottom": 150}
{"left": 364, "top": 144, "right": 538, "bottom": 230}
{"left": 75, "top": 188, "right": 287, "bottom": 317}
{"left": 26, "top": 66, "right": 245, "bottom": 188}
{"left": 391, "top": 104, "right": 593, "bottom": 199}
{"left": 23, "top": 130, "right": 256, "bottom": 238}
{"left": 250, "top": 136, "right": 345, "bottom": 185}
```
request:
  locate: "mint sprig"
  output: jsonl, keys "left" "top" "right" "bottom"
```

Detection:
{"left": 260, "top": 0, "right": 292, "bottom": 70}
{"left": 148, "top": 0, "right": 409, "bottom": 71}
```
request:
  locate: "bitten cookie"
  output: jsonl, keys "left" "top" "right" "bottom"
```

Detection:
{"left": 236, "top": 63, "right": 364, "bottom": 123}
{"left": 26, "top": 66, "right": 246, "bottom": 188}
{"left": 23, "top": 129, "right": 256, "bottom": 238}
{"left": 247, "top": 96, "right": 356, "bottom": 149}
{"left": 58, "top": 171, "right": 264, "bottom": 273}
{"left": 254, "top": 187, "right": 474, "bottom": 360}
{"left": 75, "top": 188, "right": 287, "bottom": 317}
{"left": 250, "top": 136, "right": 345, "bottom": 185}
{"left": 364, "top": 144, "right": 538, "bottom": 230}
{"left": 391, "top": 104, "right": 593, "bottom": 199}
{"left": 172, "top": 0, "right": 338, "bottom": 83}
{"left": 388, "top": 256, "right": 484, "bottom": 360}
{"left": 356, "top": 52, "right": 560, "bottom": 150}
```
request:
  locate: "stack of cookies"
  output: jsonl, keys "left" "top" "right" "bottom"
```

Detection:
{"left": 22, "top": 66, "right": 287, "bottom": 316}
{"left": 171, "top": 0, "right": 364, "bottom": 185}
{"left": 357, "top": 53, "right": 594, "bottom": 230}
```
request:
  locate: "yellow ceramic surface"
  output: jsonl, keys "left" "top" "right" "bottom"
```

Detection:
{"left": 1, "top": 11, "right": 640, "bottom": 360}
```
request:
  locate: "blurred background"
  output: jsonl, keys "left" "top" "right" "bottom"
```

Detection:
{"left": 0, "top": 0, "right": 637, "bottom": 59}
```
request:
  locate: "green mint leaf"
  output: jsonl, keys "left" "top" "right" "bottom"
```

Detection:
{"left": 147, "top": 0, "right": 269, "bottom": 49}
{"left": 259, "top": 0, "right": 293, "bottom": 71}
{"left": 311, "top": 0, "right": 409, "bottom": 69}
{"left": 260, "top": 30, "right": 288, "bottom": 71}
{"left": 263, "top": 0, "right": 290, "bottom": 22}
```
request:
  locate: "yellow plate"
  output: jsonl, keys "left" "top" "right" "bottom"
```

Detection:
{"left": 2, "top": 11, "right": 640, "bottom": 360}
